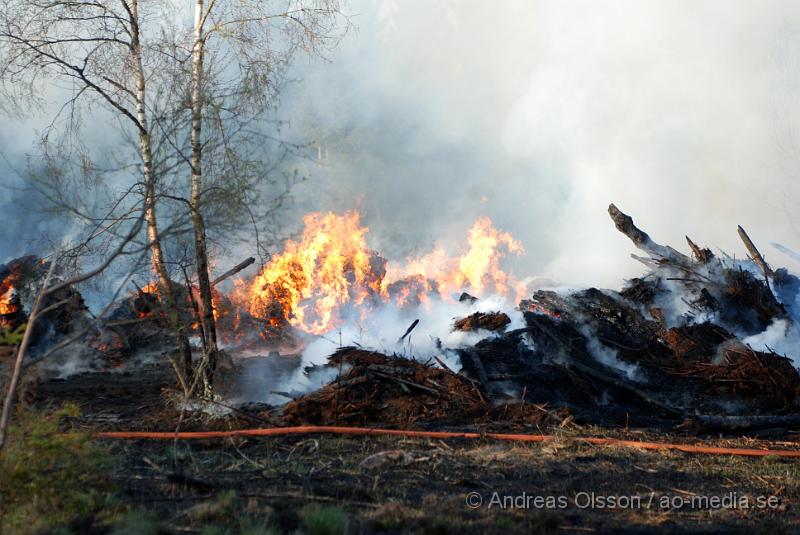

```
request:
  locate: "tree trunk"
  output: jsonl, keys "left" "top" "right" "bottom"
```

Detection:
{"left": 192, "top": 0, "right": 219, "bottom": 397}
{"left": 131, "top": 0, "right": 193, "bottom": 378}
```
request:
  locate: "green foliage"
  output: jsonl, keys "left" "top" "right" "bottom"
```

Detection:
{"left": 195, "top": 491, "right": 277, "bottom": 535}
{"left": 0, "top": 404, "right": 117, "bottom": 534}
{"left": 199, "top": 516, "right": 277, "bottom": 535}
{"left": 299, "top": 505, "right": 349, "bottom": 535}
{"left": 111, "top": 510, "right": 166, "bottom": 535}
{"left": 0, "top": 323, "right": 26, "bottom": 345}
{"left": 190, "top": 490, "right": 239, "bottom": 524}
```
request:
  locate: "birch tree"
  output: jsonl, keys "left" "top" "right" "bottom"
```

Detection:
{"left": 0, "top": 0, "right": 194, "bottom": 375}
{"left": 0, "top": 0, "right": 349, "bottom": 396}
{"left": 183, "top": 0, "right": 348, "bottom": 393}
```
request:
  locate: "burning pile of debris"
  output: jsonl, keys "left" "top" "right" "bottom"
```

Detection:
{"left": 0, "top": 256, "right": 90, "bottom": 363}
{"left": 5, "top": 205, "right": 800, "bottom": 435}
{"left": 0, "top": 255, "right": 262, "bottom": 372}
{"left": 279, "top": 205, "right": 800, "bottom": 433}
{"left": 282, "top": 347, "right": 561, "bottom": 428}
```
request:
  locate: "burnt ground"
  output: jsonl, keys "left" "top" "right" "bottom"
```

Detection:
{"left": 107, "top": 433, "right": 799, "bottom": 535}
{"left": 20, "top": 362, "right": 800, "bottom": 533}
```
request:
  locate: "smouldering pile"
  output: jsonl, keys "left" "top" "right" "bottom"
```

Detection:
{"left": 282, "top": 347, "right": 558, "bottom": 428}
{"left": 5, "top": 203, "right": 800, "bottom": 435}
{"left": 284, "top": 205, "right": 800, "bottom": 432}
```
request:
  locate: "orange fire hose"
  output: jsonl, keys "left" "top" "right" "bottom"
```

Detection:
{"left": 95, "top": 426, "right": 800, "bottom": 458}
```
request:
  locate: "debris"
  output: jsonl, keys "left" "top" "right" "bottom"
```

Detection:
{"left": 686, "top": 236, "right": 714, "bottom": 263}
{"left": 211, "top": 257, "right": 256, "bottom": 287}
{"left": 15, "top": 202, "right": 800, "bottom": 436}
{"left": 737, "top": 226, "right": 772, "bottom": 278}
{"left": 397, "top": 319, "right": 420, "bottom": 343}
{"left": 453, "top": 311, "right": 510, "bottom": 332}
{"left": 459, "top": 292, "right": 478, "bottom": 304}
{"left": 281, "top": 347, "right": 555, "bottom": 428}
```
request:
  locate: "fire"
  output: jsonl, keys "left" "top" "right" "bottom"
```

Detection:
{"left": 237, "top": 211, "right": 384, "bottom": 334}
{"left": 0, "top": 268, "right": 23, "bottom": 317}
{"left": 132, "top": 282, "right": 160, "bottom": 319}
{"left": 0, "top": 284, "right": 18, "bottom": 315}
{"left": 134, "top": 280, "right": 226, "bottom": 326}
{"left": 140, "top": 282, "right": 159, "bottom": 294}
{"left": 387, "top": 216, "right": 524, "bottom": 300}
{"left": 523, "top": 301, "right": 562, "bottom": 319}
{"left": 237, "top": 210, "right": 524, "bottom": 335}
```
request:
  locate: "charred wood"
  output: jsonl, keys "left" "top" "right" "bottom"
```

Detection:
{"left": 608, "top": 204, "right": 690, "bottom": 263}
{"left": 211, "top": 257, "right": 256, "bottom": 287}
{"left": 453, "top": 311, "right": 510, "bottom": 332}
{"left": 737, "top": 225, "right": 773, "bottom": 278}
{"left": 686, "top": 236, "right": 714, "bottom": 263}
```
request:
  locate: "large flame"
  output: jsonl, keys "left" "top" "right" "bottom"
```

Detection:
{"left": 0, "top": 284, "right": 18, "bottom": 316}
{"left": 0, "top": 267, "right": 23, "bottom": 317}
{"left": 237, "top": 211, "right": 384, "bottom": 334}
{"left": 237, "top": 210, "right": 524, "bottom": 335}
{"left": 387, "top": 216, "right": 524, "bottom": 300}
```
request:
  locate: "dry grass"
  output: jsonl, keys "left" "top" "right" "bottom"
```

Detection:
{"left": 96, "top": 430, "right": 800, "bottom": 534}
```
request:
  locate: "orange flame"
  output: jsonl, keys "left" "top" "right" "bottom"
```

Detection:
{"left": 140, "top": 282, "right": 159, "bottom": 294}
{"left": 0, "top": 270, "right": 22, "bottom": 316}
{"left": 0, "top": 286, "right": 17, "bottom": 315}
{"left": 387, "top": 216, "right": 524, "bottom": 300}
{"left": 237, "top": 210, "right": 524, "bottom": 335}
{"left": 236, "top": 211, "right": 384, "bottom": 334}
{"left": 132, "top": 282, "right": 160, "bottom": 319}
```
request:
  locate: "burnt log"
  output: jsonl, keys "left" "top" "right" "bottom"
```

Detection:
{"left": 737, "top": 225, "right": 772, "bottom": 278}
{"left": 608, "top": 204, "right": 690, "bottom": 263}
{"left": 211, "top": 257, "right": 255, "bottom": 287}
{"left": 686, "top": 236, "right": 714, "bottom": 263}
{"left": 664, "top": 323, "right": 733, "bottom": 360}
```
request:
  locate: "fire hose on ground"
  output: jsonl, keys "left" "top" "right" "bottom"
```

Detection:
{"left": 95, "top": 426, "right": 800, "bottom": 458}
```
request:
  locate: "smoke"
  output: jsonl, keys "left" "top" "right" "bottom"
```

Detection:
{"left": 238, "top": 293, "right": 524, "bottom": 404}
{"left": 7, "top": 2, "right": 800, "bottom": 391}
{"left": 5, "top": 1, "right": 800, "bottom": 289}
{"left": 744, "top": 280, "right": 800, "bottom": 367}
{"left": 743, "top": 319, "right": 800, "bottom": 367}
{"left": 278, "top": 0, "right": 800, "bottom": 287}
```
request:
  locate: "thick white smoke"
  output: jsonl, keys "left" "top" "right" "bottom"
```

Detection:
{"left": 6, "top": 1, "right": 800, "bottom": 289}
{"left": 234, "top": 293, "right": 525, "bottom": 404}
{"left": 7, "top": 1, "right": 800, "bottom": 395}
{"left": 280, "top": 0, "right": 800, "bottom": 287}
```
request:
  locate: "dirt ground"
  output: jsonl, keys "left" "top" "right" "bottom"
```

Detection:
{"left": 105, "top": 433, "right": 799, "bottom": 534}
{"left": 24, "top": 363, "right": 800, "bottom": 533}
